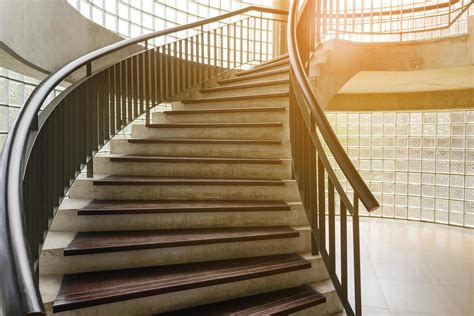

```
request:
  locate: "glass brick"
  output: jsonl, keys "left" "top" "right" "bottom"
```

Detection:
{"left": 451, "top": 112, "right": 465, "bottom": 123}
{"left": 397, "top": 112, "right": 409, "bottom": 124}
{"left": 449, "top": 212, "right": 464, "bottom": 226}
{"left": 437, "top": 112, "right": 451, "bottom": 124}
{"left": 435, "top": 210, "right": 448, "bottom": 224}
{"left": 408, "top": 184, "right": 421, "bottom": 196}
{"left": 436, "top": 186, "right": 449, "bottom": 199}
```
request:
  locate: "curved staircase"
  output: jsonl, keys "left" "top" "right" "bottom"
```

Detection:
{"left": 39, "top": 56, "right": 342, "bottom": 315}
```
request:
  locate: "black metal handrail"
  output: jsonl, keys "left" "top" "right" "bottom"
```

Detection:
{"left": 287, "top": 0, "right": 379, "bottom": 315}
{"left": 0, "top": 6, "right": 287, "bottom": 315}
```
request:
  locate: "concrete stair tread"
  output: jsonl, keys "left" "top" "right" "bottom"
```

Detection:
{"left": 78, "top": 200, "right": 291, "bottom": 215}
{"left": 217, "top": 68, "right": 289, "bottom": 85}
{"left": 144, "top": 122, "right": 283, "bottom": 128}
{"left": 156, "top": 284, "right": 325, "bottom": 316}
{"left": 163, "top": 106, "right": 286, "bottom": 115}
{"left": 235, "top": 59, "right": 289, "bottom": 77}
{"left": 91, "top": 175, "right": 286, "bottom": 186}
{"left": 63, "top": 226, "right": 300, "bottom": 256}
{"left": 252, "top": 53, "right": 289, "bottom": 69}
{"left": 52, "top": 253, "right": 311, "bottom": 313}
{"left": 127, "top": 138, "right": 282, "bottom": 145}
{"left": 181, "top": 92, "right": 289, "bottom": 104}
{"left": 199, "top": 80, "right": 289, "bottom": 93}
{"left": 103, "top": 154, "right": 285, "bottom": 165}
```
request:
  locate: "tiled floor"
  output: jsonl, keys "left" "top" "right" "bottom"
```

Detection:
{"left": 348, "top": 217, "right": 473, "bottom": 315}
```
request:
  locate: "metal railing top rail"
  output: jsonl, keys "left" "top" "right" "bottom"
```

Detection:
{"left": 287, "top": 0, "right": 379, "bottom": 214}
{"left": 0, "top": 5, "right": 287, "bottom": 315}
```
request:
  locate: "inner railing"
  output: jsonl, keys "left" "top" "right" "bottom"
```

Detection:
{"left": 0, "top": 6, "right": 287, "bottom": 315}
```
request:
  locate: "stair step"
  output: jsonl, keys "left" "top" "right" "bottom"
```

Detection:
{"left": 52, "top": 253, "right": 311, "bottom": 313}
{"left": 108, "top": 155, "right": 283, "bottom": 165}
{"left": 145, "top": 122, "right": 283, "bottom": 128}
{"left": 163, "top": 106, "right": 286, "bottom": 115}
{"left": 127, "top": 138, "right": 281, "bottom": 145}
{"left": 236, "top": 59, "right": 288, "bottom": 77}
{"left": 78, "top": 200, "right": 290, "bottom": 215}
{"left": 181, "top": 92, "right": 289, "bottom": 104}
{"left": 199, "top": 80, "right": 289, "bottom": 93}
{"left": 253, "top": 53, "right": 289, "bottom": 69}
{"left": 64, "top": 227, "right": 299, "bottom": 256}
{"left": 218, "top": 68, "right": 289, "bottom": 85}
{"left": 92, "top": 176, "right": 286, "bottom": 187}
{"left": 157, "top": 284, "right": 325, "bottom": 316}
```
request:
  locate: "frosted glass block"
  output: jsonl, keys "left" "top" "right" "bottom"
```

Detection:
{"left": 339, "top": 138, "right": 348, "bottom": 147}
{"left": 451, "top": 137, "right": 465, "bottom": 149}
{"left": 409, "top": 160, "right": 421, "bottom": 172}
{"left": 360, "top": 114, "right": 371, "bottom": 123}
{"left": 468, "top": 111, "right": 474, "bottom": 122}
{"left": 382, "top": 206, "right": 394, "bottom": 217}
{"left": 384, "top": 137, "right": 395, "bottom": 147}
{"left": 467, "top": 163, "right": 474, "bottom": 175}
{"left": 421, "top": 138, "right": 434, "bottom": 149}
{"left": 408, "top": 172, "right": 421, "bottom": 183}
{"left": 384, "top": 125, "right": 395, "bottom": 136}
{"left": 450, "top": 200, "right": 464, "bottom": 213}
{"left": 421, "top": 209, "right": 434, "bottom": 221}
{"left": 396, "top": 147, "right": 408, "bottom": 158}
{"left": 384, "top": 148, "right": 395, "bottom": 159}
{"left": 371, "top": 182, "right": 382, "bottom": 193}
{"left": 359, "top": 160, "right": 371, "bottom": 170}
{"left": 408, "top": 137, "right": 421, "bottom": 147}
{"left": 451, "top": 124, "right": 465, "bottom": 136}
{"left": 348, "top": 148, "right": 359, "bottom": 157}
{"left": 450, "top": 162, "right": 465, "bottom": 174}
{"left": 435, "top": 199, "right": 449, "bottom": 211}
{"left": 372, "top": 137, "right": 383, "bottom": 146}
{"left": 336, "top": 125, "right": 347, "bottom": 135}
{"left": 408, "top": 148, "right": 421, "bottom": 159}
{"left": 451, "top": 112, "right": 465, "bottom": 123}
{"left": 435, "top": 174, "right": 449, "bottom": 185}
{"left": 395, "top": 137, "right": 408, "bottom": 147}
{"left": 337, "top": 113, "right": 348, "bottom": 123}
{"left": 9, "top": 81, "right": 22, "bottom": 106}
{"left": 422, "top": 161, "right": 435, "bottom": 173}
{"left": 408, "top": 196, "right": 421, "bottom": 208}
{"left": 410, "top": 113, "right": 422, "bottom": 124}
{"left": 395, "top": 172, "right": 407, "bottom": 183}
{"left": 408, "top": 208, "right": 421, "bottom": 220}
{"left": 347, "top": 114, "right": 359, "bottom": 123}
{"left": 397, "top": 113, "right": 409, "bottom": 124}
{"left": 384, "top": 113, "right": 396, "bottom": 124}
{"left": 409, "top": 124, "right": 422, "bottom": 136}
{"left": 422, "top": 197, "right": 434, "bottom": 208}
{"left": 423, "top": 124, "right": 435, "bottom": 136}
{"left": 372, "top": 124, "right": 383, "bottom": 135}
{"left": 326, "top": 113, "right": 336, "bottom": 123}
{"left": 450, "top": 175, "right": 464, "bottom": 187}
{"left": 0, "top": 107, "right": 8, "bottom": 132}
{"left": 466, "top": 201, "right": 474, "bottom": 213}
{"left": 436, "top": 149, "right": 449, "bottom": 161}
{"left": 436, "top": 161, "right": 449, "bottom": 173}
{"left": 8, "top": 107, "right": 19, "bottom": 128}
{"left": 466, "top": 123, "right": 474, "bottom": 136}
{"left": 450, "top": 187, "right": 464, "bottom": 200}
{"left": 360, "top": 137, "right": 371, "bottom": 146}
{"left": 437, "top": 124, "right": 450, "bottom": 136}
{"left": 408, "top": 184, "right": 421, "bottom": 195}
{"left": 436, "top": 137, "right": 450, "bottom": 148}
{"left": 423, "top": 113, "right": 436, "bottom": 123}
{"left": 372, "top": 160, "right": 383, "bottom": 171}
{"left": 450, "top": 150, "right": 465, "bottom": 161}
{"left": 467, "top": 137, "right": 474, "bottom": 148}
{"left": 422, "top": 149, "right": 435, "bottom": 160}
{"left": 348, "top": 124, "right": 359, "bottom": 135}
{"left": 396, "top": 159, "right": 408, "bottom": 171}
{"left": 434, "top": 210, "right": 448, "bottom": 224}
{"left": 373, "top": 113, "right": 383, "bottom": 123}
{"left": 422, "top": 173, "right": 435, "bottom": 184}
{"left": 466, "top": 214, "right": 474, "bottom": 228}
{"left": 437, "top": 112, "right": 451, "bottom": 124}
{"left": 436, "top": 186, "right": 449, "bottom": 199}
{"left": 383, "top": 171, "right": 395, "bottom": 182}
{"left": 131, "top": 24, "right": 141, "bottom": 37}
{"left": 360, "top": 125, "right": 371, "bottom": 135}
{"left": 372, "top": 148, "right": 383, "bottom": 159}
{"left": 396, "top": 125, "right": 408, "bottom": 136}
{"left": 449, "top": 212, "right": 464, "bottom": 226}
{"left": 395, "top": 183, "right": 408, "bottom": 195}
{"left": 395, "top": 207, "right": 408, "bottom": 218}
{"left": 383, "top": 194, "right": 394, "bottom": 205}
{"left": 0, "top": 78, "right": 6, "bottom": 104}
{"left": 383, "top": 183, "right": 394, "bottom": 194}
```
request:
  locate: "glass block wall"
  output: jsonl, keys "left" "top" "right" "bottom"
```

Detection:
{"left": 326, "top": 111, "right": 474, "bottom": 228}
{"left": 0, "top": 68, "right": 63, "bottom": 150}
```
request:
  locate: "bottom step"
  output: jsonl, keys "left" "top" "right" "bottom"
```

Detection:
{"left": 158, "top": 285, "right": 326, "bottom": 315}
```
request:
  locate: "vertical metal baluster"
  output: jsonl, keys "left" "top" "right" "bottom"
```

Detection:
{"left": 190, "top": 37, "right": 194, "bottom": 85}
{"left": 104, "top": 70, "right": 110, "bottom": 141}
{"left": 309, "top": 116, "right": 318, "bottom": 255}
{"left": 353, "top": 194, "right": 362, "bottom": 316}
{"left": 134, "top": 55, "right": 140, "bottom": 117}
{"left": 328, "top": 178, "right": 335, "bottom": 274}
{"left": 259, "top": 14, "right": 263, "bottom": 62}
{"left": 171, "top": 42, "right": 176, "bottom": 97}
{"left": 213, "top": 29, "right": 217, "bottom": 76}
{"left": 200, "top": 26, "right": 205, "bottom": 82}
{"left": 239, "top": 20, "right": 243, "bottom": 66}
{"left": 146, "top": 48, "right": 152, "bottom": 125}
{"left": 164, "top": 44, "right": 169, "bottom": 99}
{"left": 227, "top": 24, "right": 230, "bottom": 68}
{"left": 253, "top": 17, "right": 257, "bottom": 62}
{"left": 196, "top": 33, "right": 201, "bottom": 84}
{"left": 159, "top": 46, "right": 165, "bottom": 101}
{"left": 265, "top": 18, "right": 269, "bottom": 61}
{"left": 63, "top": 99, "right": 70, "bottom": 191}
{"left": 246, "top": 18, "right": 250, "bottom": 64}
{"left": 176, "top": 41, "right": 181, "bottom": 94}
{"left": 207, "top": 30, "right": 211, "bottom": 79}
{"left": 98, "top": 72, "right": 104, "bottom": 146}
{"left": 233, "top": 22, "right": 236, "bottom": 68}
{"left": 220, "top": 27, "right": 224, "bottom": 70}
{"left": 121, "top": 61, "right": 127, "bottom": 127}
{"left": 318, "top": 157, "right": 326, "bottom": 251}
{"left": 340, "top": 201, "right": 348, "bottom": 302}
{"left": 127, "top": 57, "right": 133, "bottom": 124}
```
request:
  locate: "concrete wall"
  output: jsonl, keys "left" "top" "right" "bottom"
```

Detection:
{"left": 0, "top": 0, "right": 141, "bottom": 80}
{"left": 310, "top": 16, "right": 474, "bottom": 110}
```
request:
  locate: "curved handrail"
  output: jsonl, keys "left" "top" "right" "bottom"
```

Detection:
{"left": 0, "top": 6, "right": 288, "bottom": 315}
{"left": 287, "top": 0, "right": 379, "bottom": 213}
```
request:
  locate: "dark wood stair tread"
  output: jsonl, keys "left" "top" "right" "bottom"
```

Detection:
{"left": 199, "top": 80, "right": 289, "bottom": 93}
{"left": 109, "top": 155, "right": 283, "bottom": 164}
{"left": 218, "top": 68, "right": 289, "bottom": 84}
{"left": 78, "top": 200, "right": 290, "bottom": 215}
{"left": 52, "top": 253, "right": 311, "bottom": 312}
{"left": 92, "top": 175, "right": 286, "bottom": 186}
{"left": 145, "top": 122, "right": 283, "bottom": 128}
{"left": 236, "top": 59, "right": 289, "bottom": 77}
{"left": 157, "top": 284, "right": 325, "bottom": 315}
{"left": 181, "top": 92, "right": 289, "bottom": 104}
{"left": 127, "top": 138, "right": 281, "bottom": 145}
{"left": 64, "top": 226, "right": 299, "bottom": 256}
{"left": 163, "top": 106, "right": 286, "bottom": 115}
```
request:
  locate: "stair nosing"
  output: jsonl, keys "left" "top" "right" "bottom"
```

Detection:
{"left": 181, "top": 92, "right": 289, "bottom": 104}
{"left": 144, "top": 122, "right": 283, "bottom": 128}
{"left": 108, "top": 155, "right": 284, "bottom": 165}
{"left": 217, "top": 68, "right": 289, "bottom": 84}
{"left": 199, "top": 80, "right": 289, "bottom": 93}
{"left": 235, "top": 60, "right": 289, "bottom": 77}
{"left": 162, "top": 106, "right": 286, "bottom": 115}
{"left": 127, "top": 138, "right": 282, "bottom": 145}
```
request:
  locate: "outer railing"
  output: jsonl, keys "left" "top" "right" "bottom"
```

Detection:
{"left": 0, "top": 6, "right": 287, "bottom": 315}
{"left": 288, "top": 0, "right": 380, "bottom": 315}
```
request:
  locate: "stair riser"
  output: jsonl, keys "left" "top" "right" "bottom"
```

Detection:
{"left": 199, "top": 83, "right": 289, "bottom": 98}
{"left": 44, "top": 257, "right": 328, "bottom": 316}
{"left": 131, "top": 125, "right": 288, "bottom": 141}
{"left": 152, "top": 111, "right": 287, "bottom": 124}
{"left": 172, "top": 97, "right": 288, "bottom": 110}
{"left": 236, "top": 62, "right": 288, "bottom": 76}
{"left": 50, "top": 205, "right": 308, "bottom": 232}
{"left": 94, "top": 157, "right": 292, "bottom": 179}
{"left": 292, "top": 290, "right": 342, "bottom": 316}
{"left": 68, "top": 180, "right": 300, "bottom": 202}
{"left": 218, "top": 72, "right": 289, "bottom": 85}
{"left": 40, "top": 230, "right": 311, "bottom": 275}
{"left": 110, "top": 139, "right": 291, "bottom": 159}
